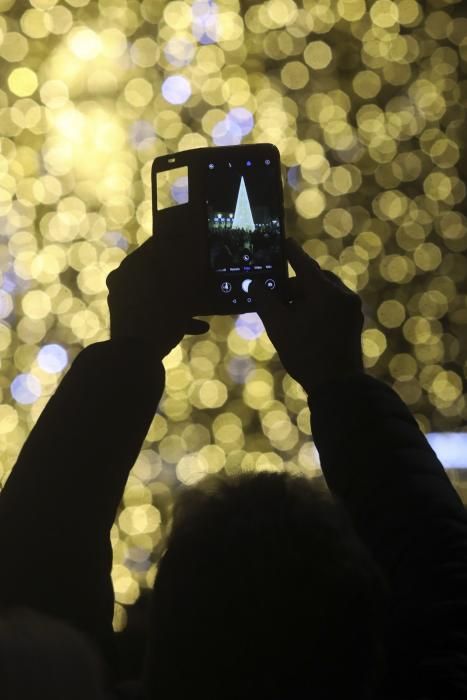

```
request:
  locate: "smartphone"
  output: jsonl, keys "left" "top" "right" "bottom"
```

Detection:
{"left": 151, "top": 143, "right": 288, "bottom": 316}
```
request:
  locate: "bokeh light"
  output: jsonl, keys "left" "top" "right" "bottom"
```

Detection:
{"left": 37, "top": 343, "right": 68, "bottom": 373}
{"left": 161, "top": 75, "right": 192, "bottom": 104}
{"left": 0, "top": 0, "right": 466, "bottom": 625}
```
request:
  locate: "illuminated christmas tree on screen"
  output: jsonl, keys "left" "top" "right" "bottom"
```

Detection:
{"left": 232, "top": 176, "right": 255, "bottom": 232}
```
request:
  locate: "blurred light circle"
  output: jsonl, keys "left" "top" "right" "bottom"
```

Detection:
{"left": 163, "top": 37, "right": 195, "bottom": 67}
{"left": 68, "top": 27, "right": 102, "bottom": 60}
{"left": 171, "top": 176, "right": 189, "bottom": 204}
{"left": 8, "top": 67, "right": 38, "bottom": 96}
{"left": 37, "top": 344, "right": 68, "bottom": 373}
{"left": 0, "top": 405, "right": 18, "bottom": 435}
{"left": 212, "top": 117, "right": 242, "bottom": 145}
{"left": 161, "top": 75, "right": 192, "bottom": 105}
{"left": 303, "top": 41, "right": 332, "bottom": 70}
{"left": 11, "top": 373, "right": 42, "bottom": 404}
{"left": 228, "top": 108, "right": 254, "bottom": 136}
{"left": 199, "top": 380, "right": 228, "bottom": 408}
{"left": 192, "top": 0, "right": 218, "bottom": 43}
{"left": 129, "top": 120, "right": 156, "bottom": 149}
{"left": 227, "top": 357, "right": 254, "bottom": 384}
{"left": 295, "top": 188, "right": 326, "bottom": 219}
{"left": 0, "top": 290, "right": 13, "bottom": 319}
{"left": 235, "top": 313, "right": 264, "bottom": 340}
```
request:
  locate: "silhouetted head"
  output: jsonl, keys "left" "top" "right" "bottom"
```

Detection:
{"left": 0, "top": 608, "right": 107, "bottom": 700}
{"left": 144, "top": 470, "right": 391, "bottom": 700}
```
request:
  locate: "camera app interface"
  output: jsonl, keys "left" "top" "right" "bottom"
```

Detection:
{"left": 206, "top": 158, "right": 282, "bottom": 285}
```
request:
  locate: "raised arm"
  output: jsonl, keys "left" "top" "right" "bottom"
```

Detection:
{"left": 0, "top": 234, "right": 209, "bottom": 672}
{"left": 253, "top": 238, "right": 467, "bottom": 699}
{"left": 0, "top": 338, "right": 165, "bottom": 668}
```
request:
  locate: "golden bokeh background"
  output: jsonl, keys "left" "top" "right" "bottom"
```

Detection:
{"left": 0, "top": 0, "right": 466, "bottom": 627}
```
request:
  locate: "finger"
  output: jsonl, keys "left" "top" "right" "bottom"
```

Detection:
{"left": 322, "top": 269, "right": 356, "bottom": 296}
{"left": 286, "top": 238, "right": 320, "bottom": 268}
{"left": 124, "top": 237, "right": 154, "bottom": 266}
{"left": 286, "top": 275, "right": 304, "bottom": 302}
{"left": 107, "top": 238, "right": 154, "bottom": 288}
{"left": 185, "top": 319, "right": 210, "bottom": 335}
{"left": 286, "top": 240, "right": 356, "bottom": 301}
{"left": 106, "top": 268, "right": 116, "bottom": 292}
{"left": 285, "top": 239, "right": 326, "bottom": 294}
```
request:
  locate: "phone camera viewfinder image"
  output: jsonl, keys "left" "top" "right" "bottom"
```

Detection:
{"left": 207, "top": 158, "right": 282, "bottom": 278}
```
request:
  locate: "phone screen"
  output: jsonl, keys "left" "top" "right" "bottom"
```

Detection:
{"left": 152, "top": 145, "right": 286, "bottom": 314}
{"left": 205, "top": 154, "right": 283, "bottom": 302}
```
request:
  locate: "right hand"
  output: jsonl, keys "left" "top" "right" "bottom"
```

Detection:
{"left": 252, "top": 238, "right": 365, "bottom": 393}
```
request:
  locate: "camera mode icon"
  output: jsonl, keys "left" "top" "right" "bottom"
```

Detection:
{"left": 221, "top": 281, "right": 232, "bottom": 293}
{"left": 265, "top": 279, "right": 276, "bottom": 290}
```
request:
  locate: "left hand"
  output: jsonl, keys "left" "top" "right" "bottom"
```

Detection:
{"left": 106, "top": 234, "right": 209, "bottom": 359}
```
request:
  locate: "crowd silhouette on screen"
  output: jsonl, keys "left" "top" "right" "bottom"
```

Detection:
{"left": 209, "top": 227, "right": 281, "bottom": 269}
{"left": 0, "top": 235, "right": 466, "bottom": 700}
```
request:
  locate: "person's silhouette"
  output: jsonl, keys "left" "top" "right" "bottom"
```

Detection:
{"left": 0, "top": 235, "right": 465, "bottom": 700}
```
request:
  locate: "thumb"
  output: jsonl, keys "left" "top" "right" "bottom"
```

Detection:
{"left": 186, "top": 318, "right": 210, "bottom": 336}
